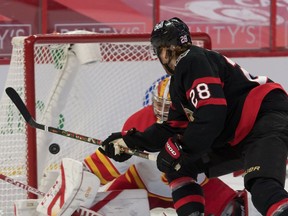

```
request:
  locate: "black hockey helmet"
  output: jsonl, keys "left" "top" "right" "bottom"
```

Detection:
{"left": 150, "top": 17, "right": 191, "bottom": 54}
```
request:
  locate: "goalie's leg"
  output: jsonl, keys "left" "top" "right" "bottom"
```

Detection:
{"left": 36, "top": 158, "right": 100, "bottom": 216}
{"left": 14, "top": 199, "right": 42, "bottom": 216}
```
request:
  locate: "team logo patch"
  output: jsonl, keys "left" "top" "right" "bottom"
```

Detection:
{"left": 154, "top": 21, "right": 164, "bottom": 31}
{"left": 183, "top": 107, "right": 194, "bottom": 122}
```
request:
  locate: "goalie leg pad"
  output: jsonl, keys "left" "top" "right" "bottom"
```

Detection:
{"left": 36, "top": 158, "right": 100, "bottom": 216}
{"left": 90, "top": 189, "right": 150, "bottom": 216}
{"left": 39, "top": 170, "right": 60, "bottom": 193}
{"left": 14, "top": 199, "right": 43, "bottom": 216}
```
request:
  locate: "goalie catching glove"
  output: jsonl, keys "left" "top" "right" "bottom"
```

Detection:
{"left": 99, "top": 128, "right": 144, "bottom": 162}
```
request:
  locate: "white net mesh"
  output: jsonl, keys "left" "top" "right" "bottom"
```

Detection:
{"left": 0, "top": 37, "right": 28, "bottom": 216}
{"left": 0, "top": 32, "right": 211, "bottom": 215}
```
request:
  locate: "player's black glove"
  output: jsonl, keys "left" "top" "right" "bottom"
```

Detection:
{"left": 157, "top": 134, "right": 183, "bottom": 173}
{"left": 99, "top": 128, "right": 136, "bottom": 162}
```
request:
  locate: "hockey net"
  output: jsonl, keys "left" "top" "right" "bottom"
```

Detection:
{"left": 0, "top": 31, "right": 211, "bottom": 215}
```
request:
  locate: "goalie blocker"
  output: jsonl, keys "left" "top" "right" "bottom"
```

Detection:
{"left": 37, "top": 158, "right": 100, "bottom": 216}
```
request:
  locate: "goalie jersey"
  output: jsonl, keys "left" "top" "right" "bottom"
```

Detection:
{"left": 84, "top": 106, "right": 175, "bottom": 209}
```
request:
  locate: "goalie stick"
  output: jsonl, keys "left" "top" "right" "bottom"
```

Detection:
{"left": 0, "top": 173, "right": 101, "bottom": 216}
{"left": 6, "top": 87, "right": 157, "bottom": 161}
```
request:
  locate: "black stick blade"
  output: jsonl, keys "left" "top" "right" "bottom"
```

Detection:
{"left": 5, "top": 87, "right": 44, "bottom": 130}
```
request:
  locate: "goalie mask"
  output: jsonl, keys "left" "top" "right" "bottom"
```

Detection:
{"left": 152, "top": 77, "right": 171, "bottom": 123}
{"left": 150, "top": 17, "right": 191, "bottom": 75}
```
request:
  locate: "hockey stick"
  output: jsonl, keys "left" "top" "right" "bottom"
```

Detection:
{"left": 5, "top": 87, "right": 157, "bottom": 161}
{"left": 0, "top": 173, "right": 101, "bottom": 216}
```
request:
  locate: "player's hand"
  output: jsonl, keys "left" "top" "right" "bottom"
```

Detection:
{"left": 157, "top": 135, "right": 183, "bottom": 173}
{"left": 99, "top": 129, "right": 136, "bottom": 162}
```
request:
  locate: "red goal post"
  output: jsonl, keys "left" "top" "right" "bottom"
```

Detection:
{"left": 0, "top": 32, "right": 211, "bottom": 215}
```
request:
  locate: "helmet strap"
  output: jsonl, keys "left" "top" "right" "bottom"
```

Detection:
{"left": 158, "top": 49, "right": 175, "bottom": 75}
{"left": 163, "top": 64, "right": 174, "bottom": 75}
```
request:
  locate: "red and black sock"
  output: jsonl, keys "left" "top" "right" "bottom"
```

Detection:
{"left": 170, "top": 178, "right": 205, "bottom": 216}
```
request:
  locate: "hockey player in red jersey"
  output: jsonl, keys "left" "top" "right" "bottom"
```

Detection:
{"left": 100, "top": 17, "right": 288, "bottom": 216}
{"left": 93, "top": 76, "right": 247, "bottom": 215}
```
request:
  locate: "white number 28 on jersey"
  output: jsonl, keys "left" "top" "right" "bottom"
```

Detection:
{"left": 189, "top": 83, "right": 211, "bottom": 107}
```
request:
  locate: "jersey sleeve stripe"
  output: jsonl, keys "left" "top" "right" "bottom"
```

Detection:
{"left": 167, "top": 120, "right": 189, "bottom": 128}
{"left": 127, "top": 165, "right": 147, "bottom": 189}
{"left": 84, "top": 156, "right": 108, "bottom": 185}
{"left": 196, "top": 98, "right": 227, "bottom": 108}
{"left": 84, "top": 150, "right": 120, "bottom": 184}
{"left": 191, "top": 77, "right": 223, "bottom": 89}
